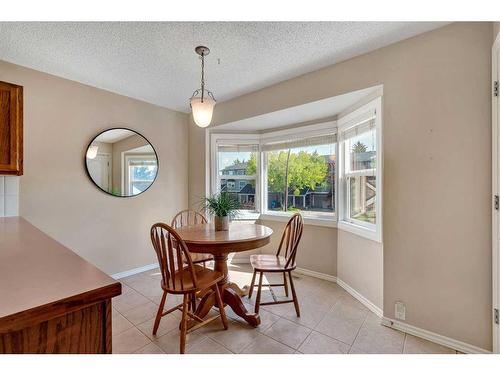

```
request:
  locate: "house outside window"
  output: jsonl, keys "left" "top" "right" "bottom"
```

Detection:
{"left": 215, "top": 142, "right": 259, "bottom": 213}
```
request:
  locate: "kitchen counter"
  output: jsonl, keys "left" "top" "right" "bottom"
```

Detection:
{"left": 0, "top": 217, "right": 121, "bottom": 353}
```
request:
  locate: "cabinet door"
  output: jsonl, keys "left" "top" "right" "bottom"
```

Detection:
{"left": 0, "top": 81, "right": 23, "bottom": 176}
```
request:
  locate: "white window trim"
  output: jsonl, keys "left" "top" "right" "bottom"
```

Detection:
{"left": 338, "top": 97, "right": 383, "bottom": 243}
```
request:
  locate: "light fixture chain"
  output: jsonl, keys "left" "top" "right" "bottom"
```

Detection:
{"left": 200, "top": 52, "right": 205, "bottom": 102}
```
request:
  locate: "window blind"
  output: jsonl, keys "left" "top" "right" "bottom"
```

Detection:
{"left": 339, "top": 117, "right": 376, "bottom": 141}
{"left": 261, "top": 133, "right": 337, "bottom": 152}
{"left": 217, "top": 144, "right": 259, "bottom": 153}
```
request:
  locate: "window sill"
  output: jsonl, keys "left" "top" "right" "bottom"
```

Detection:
{"left": 259, "top": 213, "right": 337, "bottom": 228}
{"left": 338, "top": 220, "right": 381, "bottom": 243}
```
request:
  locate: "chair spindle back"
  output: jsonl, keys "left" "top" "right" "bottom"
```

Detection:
{"left": 150, "top": 223, "right": 197, "bottom": 292}
{"left": 276, "top": 213, "right": 304, "bottom": 269}
{"left": 171, "top": 209, "right": 208, "bottom": 229}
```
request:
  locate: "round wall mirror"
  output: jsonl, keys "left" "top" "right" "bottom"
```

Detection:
{"left": 85, "top": 128, "right": 158, "bottom": 197}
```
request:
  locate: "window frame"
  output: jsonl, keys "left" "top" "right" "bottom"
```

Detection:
{"left": 260, "top": 122, "right": 338, "bottom": 222}
{"left": 210, "top": 134, "right": 261, "bottom": 219}
{"left": 338, "top": 97, "right": 382, "bottom": 242}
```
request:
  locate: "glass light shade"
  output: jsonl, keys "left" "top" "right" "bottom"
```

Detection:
{"left": 191, "top": 96, "right": 216, "bottom": 128}
{"left": 86, "top": 145, "right": 99, "bottom": 159}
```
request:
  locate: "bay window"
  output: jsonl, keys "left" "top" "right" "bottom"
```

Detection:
{"left": 208, "top": 96, "right": 381, "bottom": 236}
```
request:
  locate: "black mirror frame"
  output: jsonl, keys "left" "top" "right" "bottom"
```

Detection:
{"left": 84, "top": 127, "right": 159, "bottom": 198}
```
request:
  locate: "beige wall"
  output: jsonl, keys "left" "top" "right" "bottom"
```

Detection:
{"left": 189, "top": 22, "right": 493, "bottom": 349}
{"left": 0, "top": 59, "right": 189, "bottom": 275}
{"left": 337, "top": 231, "right": 383, "bottom": 309}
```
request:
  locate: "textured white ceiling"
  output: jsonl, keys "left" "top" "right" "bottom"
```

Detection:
{"left": 0, "top": 22, "right": 448, "bottom": 113}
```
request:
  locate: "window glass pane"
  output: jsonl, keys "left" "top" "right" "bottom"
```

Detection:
{"left": 348, "top": 175, "right": 376, "bottom": 224}
{"left": 132, "top": 164, "right": 157, "bottom": 180}
{"left": 346, "top": 129, "right": 376, "bottom": 171}
{"left": 217, "top": 146, "right": 257, "bottom": 211}
{"left": 266, "top": 143, "right": 335, "bottom": 216}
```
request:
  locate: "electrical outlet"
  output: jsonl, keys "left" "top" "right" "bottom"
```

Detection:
{"left": 395, "top": 301, "right": 406, "bottom": 320}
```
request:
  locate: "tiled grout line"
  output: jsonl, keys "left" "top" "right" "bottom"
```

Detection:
{"left": 347, "top": 308, "right": 369, "bottom": 354}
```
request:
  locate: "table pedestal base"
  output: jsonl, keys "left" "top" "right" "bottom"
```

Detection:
{"left": 192, "top": 282, "right": 260, "bottom": 328}
{"left": 188, "top": 253, "right": 260, "bottom": 328}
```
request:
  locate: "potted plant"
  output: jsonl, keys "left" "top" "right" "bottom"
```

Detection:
{"left": 202, "top": 192, "right": 240, "bottom": 231}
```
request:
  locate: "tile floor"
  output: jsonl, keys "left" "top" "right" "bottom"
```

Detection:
{"left": 112, "top": 263, "right": 459, "bottom": 354}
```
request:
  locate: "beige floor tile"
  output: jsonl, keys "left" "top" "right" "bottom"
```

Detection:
{"left": 263, "top": 318, "right": 311, "bottom": 349}
{"left": 226, "top": 301, "right": 281, "bottom": 332}
{"left": 315, "top": 300, "right": 368, "bottom": 345}
{"left": 351, "top": 315, "right": 404, "bottom": 354}
{"left": 121, "top": 301, "right": 160, "bottom": 325}
{"left": 128, "top": 279, "right": 163, "bottom": 299}
{"left": 136, "top": 315, "right": 180, "bottom": 340}
{"left": 112, "top": 290, "right": 151, "bottom": 313}
{"left": 155, "top": 326, "right": 206, "bottom": 354}
{"left": 112, "top": 311, "right": 134, "bottom": 336}
{"left": 298, "top": 331, "right": 350, "bottom": 354}
{"left": 134, "top": 342, "right": 165, "bottom": 354}
{"left": 266, "top": 294, "right": 335, "bottom": 329}
{"left": 240, "top": 333, "right": 295, "bottom": 354}
{"left": 188, "top": 337, "right": 233, "bottom": 354}
{"left": 201, "top": 319, "right": 261, "bottom": 353}
{"left": 113, "top": 327, "right": 151, "bottom": 354}
{"left": 121, "top": 284, "right": 135, "bottom": 295}
{"left": 403, "top": 334, "right": 456, "bottom": 354}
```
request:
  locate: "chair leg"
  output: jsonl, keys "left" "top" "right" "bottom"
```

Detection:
{"left": 248, "top": 269, "right": 257, "bottom": 299}
{"left": 288, "top": 271, "right": 300, "bottom": 317}
{"left": 152, "top": 290, "right": 167, "bottom": 335}
{"left": 254, "top": 271, "right": 264, "bottom": 314}
{"left": 283, "top": 272, "right": 289, "bottom": 297}
{"left": 179, "top": 294, "right": 189, "bottom": 354}
{"left": 190, "top": 292, "right": 197, "bottom": 312}
{"left": 213, "top": 284, "right": 228, "bottom": 330}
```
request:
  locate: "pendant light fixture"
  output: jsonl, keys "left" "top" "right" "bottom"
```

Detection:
{"left": 190, "top": 46, "right": 216, "bottom": 128}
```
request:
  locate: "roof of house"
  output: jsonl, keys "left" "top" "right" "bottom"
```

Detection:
{"left": 222, "top": 162, "right": 248, "bottom": 171}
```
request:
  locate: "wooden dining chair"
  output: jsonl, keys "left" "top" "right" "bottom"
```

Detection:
{"left": 248, "top": 213, "right": 304, "bottom": 317}
{"left": 171, "top": 209, "right": 214, "bottom": 268}
{"left": 150, "top": 223, "right": 228, "bottom": 354}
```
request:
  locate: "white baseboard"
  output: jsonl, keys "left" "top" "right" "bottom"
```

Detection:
{"left": 382, "top": 317, "right": 491, "bottom": 354}
{"left": 295, "top": 267, "right": 337, "bottom": 283}
{"left": 336, "top": 278, "right": 383, "bottom": 318}
{"left": 111, "top": 263, "right": 158, "bottom": 280}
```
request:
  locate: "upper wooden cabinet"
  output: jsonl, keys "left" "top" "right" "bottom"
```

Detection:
{"left": 0, "top": 81, "right": 23, "bottom": 176}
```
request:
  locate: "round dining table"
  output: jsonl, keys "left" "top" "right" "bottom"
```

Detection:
{"left": 175, "top": 221, "right": 273, "bottom": 327}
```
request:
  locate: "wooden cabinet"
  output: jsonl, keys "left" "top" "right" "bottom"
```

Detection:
{"left": 0, "top": 217, "right": 122, "bottom": 353}
{"left": 0, "top": 81, "right": 23, "bottom": 176}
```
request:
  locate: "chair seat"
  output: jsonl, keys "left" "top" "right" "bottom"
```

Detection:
{"left": 250, "top": 254, "right": 295, "bottom": 271}
{"left": 165, "top": 265, "right": 223, "bottom": 293}
{"left": 187, "top": 252, "right": 214, "bottom": 264}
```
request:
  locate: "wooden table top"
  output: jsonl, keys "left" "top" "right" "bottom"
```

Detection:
{"left": 175, "top": 222, "right": 273, "bottom": 254}
{"left": 0, "top": 217, "right": 121, "bottom": 325}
